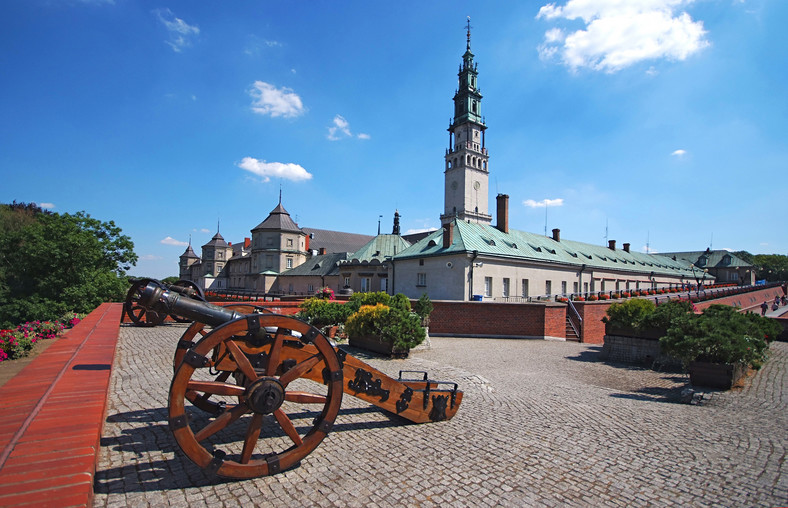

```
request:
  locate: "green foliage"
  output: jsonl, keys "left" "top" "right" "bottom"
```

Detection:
{"left": 602, "top": 299, "right": 656, "bottom": 329}
{"left": 752, "top": 253, "right": 788, "bottom": 282}
{"left": 390, "top": 293, "right": 411, "bottom": 313}
{"left": 346, "top": 291, "right": 391, "bottom": 314}
{"left": 345, "top": 299, "right": 426, "bottom": 352}
{"left": 645, "top": 300, "right": 693, "bottom": 329}
{"left": 0, "top": 203, "right": 137, "bottom": 328}
{"left": 413, "top": 293, "right": 434, "bottom": 324}
{"left": 297, "top": 298, "right": 352, "bottom": 329}
{"left": 660, "top": 305, "right": 778, "bottom": 368}
{"left": 161, "top": 276, "right": 180, "bottom": 284}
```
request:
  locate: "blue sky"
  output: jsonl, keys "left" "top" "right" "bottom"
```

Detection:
{"left": 2, "top": 0, "right": 785, "bottom": 279}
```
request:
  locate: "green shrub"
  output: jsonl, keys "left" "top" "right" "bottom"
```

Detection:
{"left": 602, "top": 299, "right": 656, "bottom": 329}
{"left": 644, "top": 300, "right": 693, "bottom": 329}
{"left": 297, "top": 298, "right": 351, "bottom": 329}
{"left": 345, "top": 302, "right": 425, "bottom": 352}
{"left": 413, "top": 293, "right": 434, "bottom": 325}
{"left": 660, "top": 305, "right": 777, "bottom": 368}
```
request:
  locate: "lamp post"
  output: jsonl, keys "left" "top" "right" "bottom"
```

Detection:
{"left": 689, "top": 263, "right": 709, "bottom": 296}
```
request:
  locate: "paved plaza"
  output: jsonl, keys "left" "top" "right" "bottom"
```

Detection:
{"left": 94, "top": 324, "right": 787, "bottom": 507}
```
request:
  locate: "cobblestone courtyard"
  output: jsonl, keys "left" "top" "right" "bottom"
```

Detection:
{"left": 94, "top": 324, "right": 787, "bottom": 507}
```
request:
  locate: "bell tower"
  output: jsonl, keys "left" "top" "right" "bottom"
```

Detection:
{"left": 441, "top": 17, "right": 491, "bottom": 226}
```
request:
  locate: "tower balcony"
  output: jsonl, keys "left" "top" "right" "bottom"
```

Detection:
{"left": 446, "top": 143, "right": 488, "bottom": 156}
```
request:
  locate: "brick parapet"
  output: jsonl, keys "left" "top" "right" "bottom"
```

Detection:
{"left": 429, "top": 301, "right": 566, "bottom": 339}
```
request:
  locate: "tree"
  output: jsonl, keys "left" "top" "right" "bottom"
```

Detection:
{"left": 0, "top": 203, "right": 137, "bottom": 327}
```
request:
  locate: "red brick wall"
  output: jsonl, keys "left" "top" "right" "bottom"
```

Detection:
{"left": 574, "top": 302, "right": 609, "bottom": 344}
{"left": 429, "top": 301, "right": 566, "bottom": 339}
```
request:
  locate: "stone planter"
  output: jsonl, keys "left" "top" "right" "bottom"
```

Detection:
{"left": 348, "top": 335, "right": 408, "bottom": 358}
{"left": 688, "top": 361, "right": 746, "bottom": 390}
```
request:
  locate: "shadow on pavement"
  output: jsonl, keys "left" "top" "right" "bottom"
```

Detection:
{"left": 95, "top": 403, "right": 410, "bottom": 493}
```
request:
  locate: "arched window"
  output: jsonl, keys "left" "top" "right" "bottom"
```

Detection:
{"left": 466, "top": 154, "right": 471, "bottom": 165}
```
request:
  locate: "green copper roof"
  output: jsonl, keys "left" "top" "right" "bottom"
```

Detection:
{"left": 657, "top": 250, "right": 753, "bottom": 269}
{"left": 280, "top": 252, "right": 348, "bottom": 277}
{"left": 394, "top": 220, "right": 708, "bottom": 279}
{"left": 349, "top": 234, "right": 411, "bottom": 262}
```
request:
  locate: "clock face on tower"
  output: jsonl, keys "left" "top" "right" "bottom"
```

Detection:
{"left": 473, "top": 181, "right": 480, "bottom": 190}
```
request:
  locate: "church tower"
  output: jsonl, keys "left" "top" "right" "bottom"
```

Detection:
{"left": 441, "top": 18, "right": 491, "bottom": 226}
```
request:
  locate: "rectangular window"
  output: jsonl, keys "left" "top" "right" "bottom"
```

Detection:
{"left": 626, "top": 281, "right": 630, "bottom": 290}
{"left": 484, "top": 277, "right": 492, "bottom": 297}
{"left": 381, "top": 278, "right": 388, "bottom": 293}
{"left": 361, "top": 277, "right": 371, "bottom": 292}
{"left": 502, "top": 278, "right": 510, "bottom": 297}
{"left": 287, "top": 238, "right": 293, "bottom": 247}
{"left": 573, "top": 282, "right": 579, "bottom": 293}
{"left": 601, "top": 280, "right": 606, "bottom": 292}
{"left": 545, "top": 280, "right": 552, "bottom": 296}
{"left": 344, "top": 277, "right": 350, "bottom": 287}
{"left": 584, "top": 282, "right": 589, "bottom": 293}
{"left": 522, "top": 279, "right": 529, "bottom": 298}
{"left": 286, "top": 258, "right": 293, "bottom": 269}
{"left": 561, "top": 281, "right": 567, "bottom": 295}
{"left": 417, "top": 273, "right": 426, "bottom": 287}
{"left": 308, "top": 284, "right": 314, "bottom": 293}
{"left": 615, "top": 281, "right": 620, "bottom": 291}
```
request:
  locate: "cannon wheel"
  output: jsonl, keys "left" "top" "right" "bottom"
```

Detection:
{"left": 168, "top": 314, "right": 343, "bottom": 479}
{"left": 124, "top": 278, "right": 167, "bottom": 326}
{"left": 174, "top": 304, "right": 271, "bottom": 415}
{"left": 169, "top": 280, "right": 206, "bottom": 323}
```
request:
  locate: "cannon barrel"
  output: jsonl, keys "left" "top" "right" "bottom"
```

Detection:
{"left": 139, "top": 282, "right": 243, "bottom": 327}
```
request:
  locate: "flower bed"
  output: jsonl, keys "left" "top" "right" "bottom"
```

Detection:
{"left": 0, "top": 314, "right": 83, "bottom": 363}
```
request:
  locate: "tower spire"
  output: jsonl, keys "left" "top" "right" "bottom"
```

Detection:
{"left": 466, "top": 16, "right": 472, "bottom": 50}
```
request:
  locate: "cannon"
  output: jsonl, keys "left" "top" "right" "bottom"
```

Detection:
{"left": 134, "top": 281, "right": 463, "bottom": 479}
{"left": 124, "top": 278, "right": 205, "bottom": 326}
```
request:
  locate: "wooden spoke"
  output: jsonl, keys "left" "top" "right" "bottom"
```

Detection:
{"left": 194, "top": 404, "right": 249, "bottom": 442}
{"left": 187, "top": 380, "right": 246, "bottom": 397}
{"left": 225, "top": 339, "right": 258, "bottom": 382}
{"left": 279, "top": 355, "right": 322, "bottom": 387}
{"left": 265, "top": 329, "right": 285, "bottom": 375}
{"left": 285, "top": 391, "right": 327, "bottom": 404}
{"left": 273, "top": 408, "right": 303, "bottom": 447}
{"left": 240, "top": 414, "right": 263, "bottom": 464}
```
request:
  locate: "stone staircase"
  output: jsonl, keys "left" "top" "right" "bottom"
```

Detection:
{"left": 566, "top": 316, "right": 580, "bottom": 341}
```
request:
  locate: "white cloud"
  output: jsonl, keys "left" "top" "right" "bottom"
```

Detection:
{"left": 153, "top": 8, "right": 199, "bottom": 53}
{"left": 140, "top": 254, "right": 163, "bottom": 261}
{"left": 671, "top": 149, "right": 687, "bottom": 157}
{"left": 536, "top": 0, "right": 709, "bottom": 73}
{"left": 248, "top": 81, "right": 305, "bottom": 118}
{"left": 523, "top": 198, "right": 564, "bottom": 208}
{"left": 237, "top": 157, "right": 313, "bottom": 183}
{"left": 327, "top": 115, "right": 369, "bottom": 141}
{"left": 39, "top": 202, "right": 55, "bottom": 209}
{"left": 161, "top": 236, "right": 188, "bottom": 246}
{"left": 198, "top": 228, "right": 210, "bottom": 234}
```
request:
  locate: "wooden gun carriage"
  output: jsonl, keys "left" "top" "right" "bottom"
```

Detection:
{"left": 133, "top": 281, "right": 463, "bottom": 479}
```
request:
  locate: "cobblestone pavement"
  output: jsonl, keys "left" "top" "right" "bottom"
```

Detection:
{"left": 94, "top": 325, "right": 787, "bottom": 507}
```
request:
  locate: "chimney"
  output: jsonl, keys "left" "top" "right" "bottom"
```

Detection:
{"left": 244, "top": 237, "right": 251, "bottom": 249}
{"left": 623, "top": 242, "right": 630, "bottom": 253}
{"left": 552, "top": 228, "right": 561, "bottom": 242}
{"left": 443, "top": 223, "right": 454, "bottom": 249}
{"left": 608, "top": 240, "right": 616, "bottom": 251}
{"left": 319, "top": 247, "right": 327, "bottom": 255}
{"left": 496, "top": 194, "right": 509, "bottom": 234}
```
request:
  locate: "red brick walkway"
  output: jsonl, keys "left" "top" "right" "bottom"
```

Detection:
{"left": 0, "top": 303, "right": 122, "bottom": 507}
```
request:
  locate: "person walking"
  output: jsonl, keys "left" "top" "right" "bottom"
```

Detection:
{"left": 761, "top": 301, "right": 769, "bottom": 315}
